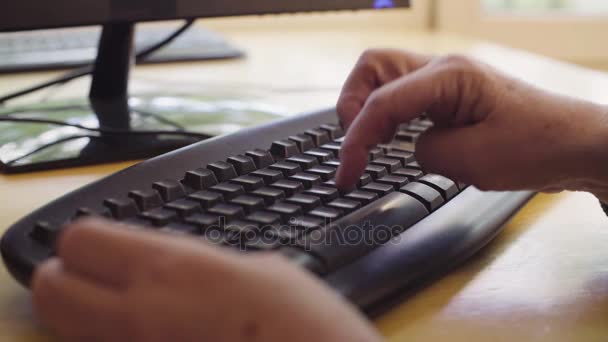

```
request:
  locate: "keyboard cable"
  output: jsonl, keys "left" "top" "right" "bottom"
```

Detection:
{"left": 0, "top": 19, "right": 196, "bottom": 105}
{"left": 0, "top": 19, "right": 217, "bottom": 165}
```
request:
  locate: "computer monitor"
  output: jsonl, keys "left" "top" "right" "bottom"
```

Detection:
{"left": 0, "top": 1, "right": 410, "bottom": 173}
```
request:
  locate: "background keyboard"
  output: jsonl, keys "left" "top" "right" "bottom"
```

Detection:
{"left": 0, "top": 24, "right": 243, "bottom": 74}
{"left": 0, "top": 108, "right": 533, "bottom": 314}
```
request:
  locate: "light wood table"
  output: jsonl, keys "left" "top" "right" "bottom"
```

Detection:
{"left": 2, "top": 10, "right": 608, "bottom": 341}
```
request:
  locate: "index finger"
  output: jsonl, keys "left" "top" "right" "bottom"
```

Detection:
{"left": 336, "top": 65, "right": 442, "bottom": 189}
{"left": 337, "top": 50, "right": 430, "bottom": 129}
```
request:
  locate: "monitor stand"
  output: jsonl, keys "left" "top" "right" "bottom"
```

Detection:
{"left": 82, "top": 22, "right": 203, "bottom": 168}
{"left": 0, "top": 23, "right": 208, "bottom": 174}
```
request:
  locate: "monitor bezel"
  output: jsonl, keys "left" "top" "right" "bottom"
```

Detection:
{"left": 1, "top": 0, "right": 410, "bottom": 32}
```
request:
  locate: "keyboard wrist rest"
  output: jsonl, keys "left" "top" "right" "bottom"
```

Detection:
{"left": 326, "top": 188, "right": 533, "bottom": 314}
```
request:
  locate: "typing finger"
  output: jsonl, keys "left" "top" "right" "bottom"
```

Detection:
{"left": 336, "top": 49, "right": 430, "bottom": 129}
{"left": 32, "top": 259, "right": 124, "bottom": 341}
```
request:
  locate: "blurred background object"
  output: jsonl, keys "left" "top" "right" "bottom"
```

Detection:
{"left": 430, "top": 0, "right": 608, "bottom": 70}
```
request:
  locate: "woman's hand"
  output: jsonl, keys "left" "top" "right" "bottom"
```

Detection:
{"left": 32, "top": 218, "right": 381, "bottom": 342}
{"left": 336, "top": 49, "right": 608, "bottom": 201}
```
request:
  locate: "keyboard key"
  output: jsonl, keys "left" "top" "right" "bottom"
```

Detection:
{"left": 365, "top": 165, "right": 388, "bottom": 180}
{"left": 187, "top": 190, "right": 224, "bottom": 209}
{"left": 324, "top": 179, "right": 337, "bottom": 187}
{"left": 246, "top": 149, "right": 275, "bottom": 169}
{"left": 392, "top": 168, "right": 423, "bottom": 181}
{"left": 345, "top": 190, "right": 378, "bottom": 205}
{"left": 414, "top": 118, "right": 433, "bottom": 127}
{"left": 386, "top": 151, "right": 415, "bottom": 165}
{"left": 230, "top": 195, "right": 265, "bottom": 213}
{"left": 225, "top": 220, "right": 260, "bottom": 241}
{"left": 406, "top": 124, "right": 428, "bottom": 133}
{"left": 267, "top": 202, "right": 303, "bottom": 221}
{"left": 377, "top": 175, "right": 410, "bottom": 188}
{"left": 320, "top": 143, "right": 342, "bottom": 157}
{"left": 286, "top": 154, "right": 319, "bottom": 169}
{"left": 74, "top": 207, "right": 111, "bottom": 219}
{"left": 230, "top": 175, "right": 264, "bottom": 191}
{"left": 303, "top": 186, "right": 339, "bottom": 203}
{"left": 319, "top": 123, "right": 344, "bottom": 139}
{"left": 163, "top": 223, "right": 200, "bottom": 235}
{"left": 208, "top": 203, "right": 246, "bottom": 221}
{"left": 152, "top": 180, "right": 186, "bottom": 202}
{"left": 288, "top": 215, "right": 325, "bottom": 233}
{"left": 327, "top": 198, "right": 361, "bottom": 212}
{"left": 382, "top": 141, "right": 415, "bottom": 153}
{"left": 289, "top": 134, "right": 315, "bottom": 152}
{"left": 418, "top": 174, "right": 459, "bottom": 200}
{"left": 251, "top": 187, "right": 286, "bottom": 205}
{"left": 309, "top": 206, "right": 343, "bottom": 220}
{"left": 250, "top": 168, "right": 283, "bottom": 184}
{"left": 269, "top": 225, "right": 302, "bottom": 241}
{"left": 406, "top": 161, "right": 423, "bottom": 171}
{"left": 369, "top": 148, "right": 385, "bottom": 160}
{"left": 245, "top": 211, "right": 282, "bottom": 226}
{"left": 207, "top": 161, "right": 239, "bottom": 182}
{"left": 209, "top": 183, "right": 245, "bottom": 200}
{"left": 186, "top": 213, "right": 220, "bottom": 230}
{"left": 30, "top": 221, "right": 61, "bottom": 245}
{"left": 182, "top": 168, "right": 218, "bottom": 190}
{"left": 270, "top": 140, "right": 300, "bottom": 159}
{"left": 103, "top": 198, "right": 139, "bottom": 219}
{"left": 139, "top": 208, "right": 178, "bottom": 227}
{"left": 361, "top": 182, "right": 394, "bottom": 196}
{"left": 305, "top": 166, "right": 336, "bottom": 181}
{"left": 371, "top": 158, "right": 402, "bottom": 172}
{"left": 289, "top": 173, "right": 322, "bottom": 189}
{"left": 305, "top": 148, "right": 334, "bottom": 163}
{"left": 305, "top": 128, "right": 331, "bottom": 146}
{"left": 122, "top": 217, "right": 153, "bottom": 228}
{"left": 284, "top": 194, "right": 322, "bottom": 211}
{"left": 164, "top": 199, "right": 202, "bottom": 217}
{"left": 227, "top": 155, "right": 257, "bottom": 175}
{"left": 396, "top": 131, "right": 419, "bottom": 143}
{"left": 400, "top": 182, "right": 444, "bottom": 211}
{"left": 202, "top": 228, "right": 233, "bottom": 246}
{"left": 303, "top": 192, "right": 428, "bottom": 271}
{"left": 128, "top": 189, "right": 164, "bottom": 211}
{"left": 269, "top": 161, "right": 302, "bottom": 176}
{"left": 271, "top": 180, "right": 304, "bottom": 197}
{"left": 323, "top": 160, "right": 341, "bottom": 168}
{"left": 245, "top": 237, "right": 282, "bottom": 251}
{"left": 359, "top": 174, "right": 373, "bottom": 187}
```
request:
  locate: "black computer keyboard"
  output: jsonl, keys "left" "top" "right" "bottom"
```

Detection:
{"left": 0, "top": 24, "right": 243, "bottom": 74}
{"left": 0, "top": 108, "right": 533, "bottom": 314}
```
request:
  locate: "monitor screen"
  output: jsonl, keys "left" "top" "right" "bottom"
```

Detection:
{"left": 1, "top": 0, "right": 410, "bottom": 32}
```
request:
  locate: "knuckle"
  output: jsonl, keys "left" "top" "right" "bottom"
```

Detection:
{"left": 364, "top": 91, "right": 385, "bottom": 112}
{"left": 359, "top": 49, "right": 383, "bottom": 64}
{"left": 439, "top": 54, "right": 478, "bottom": 71}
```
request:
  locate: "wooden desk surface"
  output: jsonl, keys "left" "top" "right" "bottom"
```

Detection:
{"left": 2, "top": 10, "right": 608, "bottom": 341}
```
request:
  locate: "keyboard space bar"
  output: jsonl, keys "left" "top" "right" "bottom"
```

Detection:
{"left": 300, "top": 192, "right": 429, "bottom": 272}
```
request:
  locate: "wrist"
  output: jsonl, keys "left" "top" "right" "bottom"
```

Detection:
{"left": 569, "top": 103, "right": 608, "bottom": 196}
